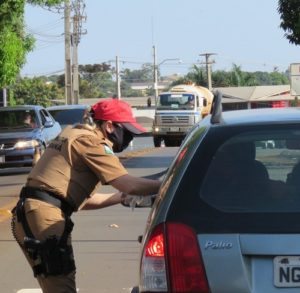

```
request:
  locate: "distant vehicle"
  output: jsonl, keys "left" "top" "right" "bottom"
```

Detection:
{"left": 0, "top": 105, "right": 61, "bottom": 168}
{"left": 132, "top": 92, "right": 300, "bottom": 293}
{"left": 152, "top": 83, "right": 213, "bottom": 147}
{"left": 47, "top": 104, "right": 89, "bottom": 129}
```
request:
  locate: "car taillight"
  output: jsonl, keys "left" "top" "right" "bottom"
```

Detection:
{"left": 140, "top": 224, "right": 168, "bottom": 292}
{"left": 140, "top": 223, "right": 210, "bottom": 293}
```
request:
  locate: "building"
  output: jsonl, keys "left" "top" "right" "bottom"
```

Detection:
{"left": 216, "top": 85, "right": 297, "bottom": 111}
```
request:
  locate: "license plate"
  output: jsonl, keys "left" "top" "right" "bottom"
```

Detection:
{"left": 274, "top": 256, "right": 300, "bottom": 287}
{"left": 169, "top": 127, "right": 179, "bottom": 132}
{"left": 0, "top": 156, "right": 5, "bottom": 163}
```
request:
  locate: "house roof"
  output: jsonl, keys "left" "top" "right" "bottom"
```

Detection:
{"left": 215, "top": 85, "right": 292, "bottom": 103}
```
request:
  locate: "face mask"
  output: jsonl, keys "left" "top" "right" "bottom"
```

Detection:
{"left": 107, "top": 124, "right": 133, "bottom": 152}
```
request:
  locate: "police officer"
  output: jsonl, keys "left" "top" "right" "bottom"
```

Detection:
{"left": 11, "top": 99, "right": 161, "bottom": 293}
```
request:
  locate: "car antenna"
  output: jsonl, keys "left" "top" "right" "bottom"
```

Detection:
{"left": 210, "top": 90, "right": 223, "bottom": 124}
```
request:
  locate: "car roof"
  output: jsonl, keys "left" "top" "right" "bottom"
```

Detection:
{"left": 213, "top": 107, "right": 300, "bottom": 126}
{"left": 0, "top": 105, "right": 44, "bottom": 111}
{"left": 47, "top": 104, "right": 89, "bottom": 110}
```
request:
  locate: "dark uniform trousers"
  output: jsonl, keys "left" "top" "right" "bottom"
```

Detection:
{"left": 12, "top": 198, "right": 76, "bottom": 293}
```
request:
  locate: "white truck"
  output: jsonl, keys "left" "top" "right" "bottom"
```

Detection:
{"left": 152, "top": 84, "right": 213, "bottom": 147}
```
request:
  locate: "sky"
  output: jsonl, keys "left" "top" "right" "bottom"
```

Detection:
{"left": 21, "top": 0, "right": 300, "bottom": 78}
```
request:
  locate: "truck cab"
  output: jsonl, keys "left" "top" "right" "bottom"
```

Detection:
{"left": 152, "top": 84, "right": 213, "bottom": 147}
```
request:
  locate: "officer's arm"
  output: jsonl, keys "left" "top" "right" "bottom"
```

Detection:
{"left": 80, "top": 191, "right": 124, "bottom": 210}
{"left": 109, "top": 174, "right": 161, "bottom": 196}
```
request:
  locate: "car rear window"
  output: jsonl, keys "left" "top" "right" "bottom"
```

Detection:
{"left": 200, "top": 129, "right": 300, "bottom": 213}
{"left": 49, "top": 109, "right": 85, "bottom": 126}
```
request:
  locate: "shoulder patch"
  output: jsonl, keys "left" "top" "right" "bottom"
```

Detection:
{"left": 104, "top": 145, "right": 114, "bottom": 155}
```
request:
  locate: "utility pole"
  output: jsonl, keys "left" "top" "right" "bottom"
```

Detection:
{"left": 153, "top": 45, "right": 158, "bottom": 100}
{"left": 115, "top": 56, "right": 121, "bottom": 99}
{"left": 71, "top": 0, "right": 86, "bottom": 104}
{"left": 0, "top": 88, "right": 7, "bottom": 107}
{"left": 199, "top": 53, "right": 216, "bottom": 91}
{"left": 64, "top": 0, "right": 72, "bottom": 105}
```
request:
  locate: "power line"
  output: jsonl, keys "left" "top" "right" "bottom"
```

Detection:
{"left": 22, "top": 68, "right": 65, "bottom": 77}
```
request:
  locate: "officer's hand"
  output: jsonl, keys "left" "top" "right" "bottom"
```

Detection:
{"left": 121, "top": 194, "right": 156, "bottom": 210}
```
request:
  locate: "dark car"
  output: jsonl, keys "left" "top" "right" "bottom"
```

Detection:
{"left": 47, "top": 104, "right": 89, "bottom": 129}
{"left": 133, "top": 93, "right": 300, "bottom": 293}
{"left": 0, "top": 105, "right": 61, "bottom": 168}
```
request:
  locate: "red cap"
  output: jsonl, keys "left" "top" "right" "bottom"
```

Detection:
{"left": 91, "top": 99, "right": 146, "bottom": 134}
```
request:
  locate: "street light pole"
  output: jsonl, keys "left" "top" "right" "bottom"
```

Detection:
{"left": 153, "top": 45, "right": 158, "bottom": 100}
{"left": 116, "top": 55, "right": 121, "bottom": 99}
{"left": 153, "top": 46, "right": 181, "bottom": 100}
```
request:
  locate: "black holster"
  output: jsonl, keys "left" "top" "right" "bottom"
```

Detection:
{"left": 24, "top": 235, "right": 76, "bottom": 277}
{"left": 15, "top": 186, "right": 76, "bottom": 277}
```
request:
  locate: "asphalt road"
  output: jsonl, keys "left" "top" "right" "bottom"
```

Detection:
{"left": 0, "top": 138, "right": 178, "bottom": 293}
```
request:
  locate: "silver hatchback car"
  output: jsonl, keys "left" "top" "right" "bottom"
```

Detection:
{"left": 133, "top": 93, "right": 300, "bottom": 293}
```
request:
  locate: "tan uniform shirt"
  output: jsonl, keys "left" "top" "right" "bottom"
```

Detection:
{"left": 27, "top": 124, "right": 128, "bottom": 210}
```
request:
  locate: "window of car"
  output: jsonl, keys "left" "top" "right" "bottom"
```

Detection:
{"left": 165, "top": 123, "right": 300, "bottom": 234}
{"left": 39, "top": 109, "right": 53, "bottom": 125}
{"left": 200, "top": 128, "right": 300, "bottom": 213}
{"left": 157, "top": 93, "right": 196, "bottom": 110}
{"left": 0, "top": 110, "right": 38, "bottom": 129}
{"left": 48, "top": 108, "right": 85, "bottom": 126}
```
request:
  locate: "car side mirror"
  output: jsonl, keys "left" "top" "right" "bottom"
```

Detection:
{"left": 44, "top": 119, "right": 54, "bottom": 128}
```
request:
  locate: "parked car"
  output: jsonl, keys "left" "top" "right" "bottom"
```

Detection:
{"left": 0, "top": 105, "right": 61, "bottom": 168}
{"left": 47, "top": 104, "right": 89, "bottom": 129}
{"left": 132, "top": 92, "right": 300, "bottom": 293}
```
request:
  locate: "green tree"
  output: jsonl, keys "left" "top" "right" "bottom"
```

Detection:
{"left": 121, "top": 63, "right": 153, "bottom": 83}
{"left": 171, "top": 64, "right": 289, "bottom": 88}
{"left": 92, "top": 72, "right": 115, "bottom": 98}
{"left": 186, "top": 65, "right": 207, "bottom": 86}
{"left": 0, "top": 0, "right": 63, "bottom": 88}
{"left": 79, "top": 63, "right": 111, "bottom": 82}
{"left": 269, "top": 71, "right": 289, "bottom": 85}
{"left": 212, "top": 70, "right": 232, "bottom": 87}
{"left": 12, "top": 77, "right": 63, "bottom": 107}
{"left": 171, "top": 65, "right": 207, "bottom": 87}
{"left": 79, "top": 79, "right": 102, "bottom": 99}
{"left": 78, "top": 63, "right": 115, "bottom": 98}
{"left": 230, "top": 64, "right": 244, "bottom": 86}
{"left": 278, "top": 0, "right": 300, "bottom": 45}
{"left": 291, "top": 96, "right": 300, "bottom": 107}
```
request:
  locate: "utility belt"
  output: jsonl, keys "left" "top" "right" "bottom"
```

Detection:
{"left": 20, "top": 186, "right": 74, "bottom": 217}
{"left": 15, "top": 186, "right": 76, "bottom": 277}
